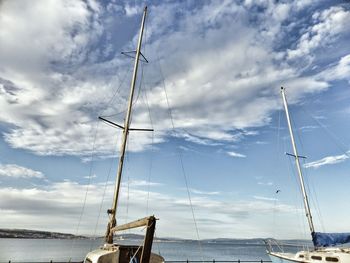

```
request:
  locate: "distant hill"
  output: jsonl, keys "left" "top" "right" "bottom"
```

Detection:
{"left": 0, "top": 229, "right": 172, "bottom": 241}
{"left": 0, "top": 229, "right": 87, "bottom": 239}
{"left": 201, "top": 238, "right": 265, "bottom": 245}
{"left": 114, "top": 233, "right": 176, "bottom": 242}
{"left": 0, "top": 229, "right": 312, "bottom": 246}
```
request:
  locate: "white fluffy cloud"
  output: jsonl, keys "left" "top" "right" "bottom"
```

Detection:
{"left": 320, "top": 54, "right": 350, "bottom": 82}
{"left": 227, "top": 151, "right": 246, "bottom": 158}
{"left": 0, "top": 1, "right": 349, "bottom": 158}
{"left": 0, "top": 164, "right": 44, "bottom": 179}
{"left": 0, "top": 179, "right": 299, "bottom": 238}
{"left": 253, "top": 196, "right": 277, "bottom": 201}
{"left": 304, "top": 153, "right": 349, "bottom": 169}
{"left": 188, "top": 188, "right": 220, "bottom": 195}
{"left": 287, "top": 6, "right": 350, "bottom": 60}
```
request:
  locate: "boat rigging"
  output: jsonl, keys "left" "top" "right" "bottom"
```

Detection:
{"left": 266, "top": 87, "right": 350, "bottom": 263}
{"left": 84, "top": 6, "right": 164, "bottom": 263}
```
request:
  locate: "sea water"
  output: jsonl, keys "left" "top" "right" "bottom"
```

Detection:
{"left": 0, "top": 238, "right": 303, "bottom": 262}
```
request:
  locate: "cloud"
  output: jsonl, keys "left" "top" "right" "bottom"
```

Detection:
{"left": 255, "top": 141, "right": 269, "bottom": 145}
{"left": 227, "top": 151, "right": 246, "bottom": 158}
{"left": 304, "top": 153, "right": 349, "bottom": 169}
{"left": 0, "top": 1, "right": 349, "bottom": 158}
{"left": 0, "top": 164, "right": 44, "bottom": 179}
{"left": 319, "top": 54, "right": 350, "bottom": 82}
{"left": 83, "top": 174, "right": 97, "bottom": 179}
{"left": 299, "top": 125, "right": 318, "bottom": 132}
{"left": 287, "top": 6, "right": 350, "bottom": 60}
{"left": 125, "top": 180, "right": 162, "bottom": 187}
{"left": 257, "top": 181, "right": 274, "bottom": 186}
{"left": 124, "top": 4, "right": 143, "bottom": 17}
{"left": 253, "top": 196, "right": 278, "bottom": 202}
{"left": 0, "top": 179, "right": 298, "bottom": 238}
{"left": 173, "top": 131, "right": 222, "bottom": 146}
{"left": 187, "top": 188, "right": 220, "bottom": 196}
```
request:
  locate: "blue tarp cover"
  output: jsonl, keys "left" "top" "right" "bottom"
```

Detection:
{"left": 312, "top": 232, "right": 350, "bottom": 247}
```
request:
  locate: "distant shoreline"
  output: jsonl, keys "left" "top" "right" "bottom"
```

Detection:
{"left": 0, "top": 229, "right": 87, "bottom": 239}
{"left": 0, "top": 229, "right": 312, "bottom": 246}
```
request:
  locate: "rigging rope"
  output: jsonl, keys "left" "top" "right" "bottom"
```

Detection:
{"left": 300, "top": 106, "right": 349, "bottom": 155}
{"left": 288, "top": 109, "right": 318, "bottom": 240}
{"left": 124, "top": 140, "right": 131, "bottom": 228}
{"left": 298, "top": 107, "right": 343, "bottom": 233}
{"left": 154, "top": 231, "right": 162, "bottom": 256}
{"left": 99, "top": 65, "right": 140, "bottom": 120}
{"left": 279, "top": 109, "right": 307, "bottom": 243}
{"left": 272, "top": 110, "right": 282, "bottom": 239}
{"left": 74, "top": 10, "right": 158, "bottom": 254}
{"left": 277, "top": 109, "right": 281, "bottom": 154}
{"left": 290, "top": 106, "right": 331, "bottom": 233}
{"left": 87, "top": 60, "right": 134, "bottom": 240}
{"left": 73, "top": 51, "right": 135, "bottom": 250}
{"left": 69, "top": 120, "right": 100, "bottom": 260}
{"left": 122, "top": 43, "right": 148, "bottom": 227}
{"left": 286, "top": 154, "right": 308, "bottom": 242}
{"left": 125, "top": 174, "right": 130, "bottom": 226}
{"left": 142, "top": 84, "right": 155, "bottom": 214}
{"left": 92, "top": 47, "right": 142, "bottom": 233}
{"left": 301, "top": 158, "right": 326, "bottom": 232}
{"left": 100, "top": 64, "right": 133, "bottom": 118}
{"left": 129, "top": 220, "right": 156, "bottom": 263}
{"left": 90, "top": 131, "right": 121, "bottom": 249}
{"left": 103, "top": 16, "right": 148, "bottom": 121}
{"left": 156, "top": 56, "right": 204, "bottom": 262}
{"left": 141, "top": 18, "right": 155, "bottom": 215}
{"left": 121, "top": 57, "right": 146, "bottom": 227}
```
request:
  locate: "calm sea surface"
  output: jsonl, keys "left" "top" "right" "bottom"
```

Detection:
{"left": 0, "top": 238, "right": 303, "bottom": 262}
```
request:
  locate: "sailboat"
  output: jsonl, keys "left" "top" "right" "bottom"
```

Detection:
{"left": 266, "top": 87, "right": 350, "bottom": 263}
{"left": 84, "top": 7, "right": 164, "bottom": 263}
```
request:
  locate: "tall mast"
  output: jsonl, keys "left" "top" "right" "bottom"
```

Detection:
{"left": 280, "top": 87, "right": 315, "bottom": 236}
{"left": 105, "top": 6, "right": 148, "bottom": 244}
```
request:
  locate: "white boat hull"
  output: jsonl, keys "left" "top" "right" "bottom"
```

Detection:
{"left": 268, "top": 248, "right": 350, "bottom": 263}
{"left": 84, "top": 244, "right": 164, "bottom": 263}
{"left": 268, "top": 252, "right": 306, "bottom": 263}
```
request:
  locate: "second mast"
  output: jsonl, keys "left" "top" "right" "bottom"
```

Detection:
{"left": 280, "top": 87, "right": 315, "bottom": 236}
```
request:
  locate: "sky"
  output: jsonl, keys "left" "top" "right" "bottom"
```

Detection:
{"left": 0, "top": 0, "right": 350, "bottom": 241}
